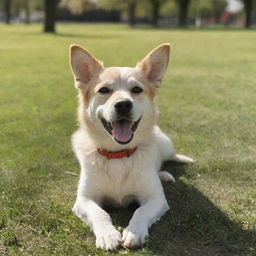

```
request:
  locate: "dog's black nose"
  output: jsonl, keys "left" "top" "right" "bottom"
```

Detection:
{"left": 115, "top": 100, "right": 133, "bottom": 115}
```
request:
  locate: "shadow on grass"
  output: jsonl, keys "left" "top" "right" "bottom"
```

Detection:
{"left": 110, "top": 162, "right": 256, "bottom": 256}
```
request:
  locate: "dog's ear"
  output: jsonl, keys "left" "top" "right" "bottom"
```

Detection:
{"left": 69, "top": 44, "right": 103, "bottom": 87}
{"left": 136, "top": 43, "right": 170, "bottom": 87}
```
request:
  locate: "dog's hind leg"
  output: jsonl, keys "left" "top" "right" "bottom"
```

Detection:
{"left": 155, "top": 126, "right": 194, "bottom": 164}
{"left": 155, "top": 126, "right": 175, "bottom": 162}
{"left": 170, "top": 154, "right": 194, "bottom": 163}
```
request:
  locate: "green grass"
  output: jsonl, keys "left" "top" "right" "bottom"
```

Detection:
{"left": 0, "top": 23, "right": 256, "bottom": 256}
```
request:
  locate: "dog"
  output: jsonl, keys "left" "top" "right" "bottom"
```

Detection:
{"left": 69, "top": 43, "right": 194, "bottom": 250}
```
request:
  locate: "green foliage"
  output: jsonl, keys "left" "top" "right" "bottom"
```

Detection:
{"left": 160, "top": 0, "right": 178, "bottom": 16}
{"left": 97, "top": 0, "right": 227, "bottom": 22}
{"left": 0, "top": 23, "right": 256, "bottom": 255}
{"left": 0, "top": 0, "right": 43, "bottom": 14}
{"left": 59, "top": 0, "right": 96, "bottom": 14}
{"left": 98, "top": 0, "right": 145, "bottom": 17}
{"left": 189, "top": 0, "right": 226, "bottom": 19}
{"left": 98, "top": 0, "right": 130, "bottom": 11}
{"left": 98, "top": 0, "right": 168, "bottom": 19}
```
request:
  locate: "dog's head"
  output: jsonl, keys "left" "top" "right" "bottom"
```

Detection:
{"left": 69, "top": 44, "right": 170, "bottom": 147}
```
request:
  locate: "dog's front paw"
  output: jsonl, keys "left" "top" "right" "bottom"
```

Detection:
{"left": 96, "top": 229, "right": 121, "bottom": 251}
{"left": 122, "top": 226, "right": 148, "bottom": 248}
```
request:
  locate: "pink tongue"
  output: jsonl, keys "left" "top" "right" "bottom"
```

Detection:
{"left": 112, "top": 121, "right": 133, "bottom": 143}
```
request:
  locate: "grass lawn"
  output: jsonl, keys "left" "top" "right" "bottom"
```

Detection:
{"left": 0, "top": 23, "right": 256, "bottom": 256}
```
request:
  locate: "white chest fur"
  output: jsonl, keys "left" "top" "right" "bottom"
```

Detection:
{"left": 78, "top": 145, "right": 160, "bottom": 206}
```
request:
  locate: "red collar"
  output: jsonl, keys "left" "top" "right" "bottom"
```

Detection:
{"left": 97, "top": 147, "right": 137, "bottom": 160}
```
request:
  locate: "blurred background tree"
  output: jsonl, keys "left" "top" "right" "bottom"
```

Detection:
{"left": 175, "top": 0, "right": 191, "bottom": 27}
{"left": 14, "top": 0, "right": 42, "bottom": 24}
{"left": 23, "top": 0, "right": 30, "bottom": 24}
{"left": 1, "top": 0, "right": 43, "bottom": 24}
{"left": 149, "top": 0, "right": 168, "bottom": 27}
{"left": 60, "top": 0, "right": 96, "bottom": 14}
{"left": 99, "top": 0, "right": 172, "bottom": 27}
{"left": 212, "top": 0, "right": 226, "bottom": 23}
{"left": 0, "top": 0, "right": 255, "bottom": 30}
{"left": 44, "top": 0, "right": 57, "bottom": 32}
{"left": 243, "top": 0, "right": 253, "bottom": 28}
{"left": 3, "top": 0, "right": 11, "bottom": 24}
{"left": 99, "top": 0, "right": 138, "bottom": 26}
{"left": 128, "top": 0, "right": 137, "bottom": 26}
{"left": 189, "top": 0, "right": 226, "bottom": 27}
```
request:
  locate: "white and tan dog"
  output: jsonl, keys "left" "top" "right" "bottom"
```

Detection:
{"left": 69, "top": 43, "right": 193, "bottom": 250}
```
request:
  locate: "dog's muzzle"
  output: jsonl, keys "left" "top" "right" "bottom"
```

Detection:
{"left": 100, "top": 116, "right": 142, "bottom": 145}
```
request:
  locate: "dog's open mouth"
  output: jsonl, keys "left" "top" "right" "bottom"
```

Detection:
{"left": 100, "top": 116, "right": 141, "bottom": 144}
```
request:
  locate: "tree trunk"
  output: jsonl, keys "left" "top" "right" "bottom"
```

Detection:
{"left": 4, "top": 0, "right": 11, "bottom": 24}
{"left": 152, "top": 0, "right": 160, "bottom": 27}
{"left": 243, "top": 0, "right": 253, "bottom": 28}
{"left": 128, "top": 0, "right": 136, "bottom": 26}
{"left": 44, "top": 0, "right": 57, "bottom": 33}
{"left": 177, "top": 0, "right": 191, "bottom": 27}
{"left": 212, "top": 0, "right": 219, "bottom": 24}
{"left": 24, "top": 0, "right": 30, "bottom": 24}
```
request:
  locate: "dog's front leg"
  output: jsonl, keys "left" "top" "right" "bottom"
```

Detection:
{"left": 122, "top": 193, "right": 169, "bottom": 248}
{"left": 73, "top": 197, "right": 121, "bottom": 250}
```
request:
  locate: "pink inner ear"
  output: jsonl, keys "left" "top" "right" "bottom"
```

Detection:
{"left": 79, "top": 62, "right": 90, "bottom": 82}
{"left": 147, "top": 62, "right": 161, "bottom": 83}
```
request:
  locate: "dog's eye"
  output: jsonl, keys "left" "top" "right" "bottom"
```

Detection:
{"left": 98, "top": 87, "right": 110, "bottom": 94}
{"left": 131, "top": 86, "right": 143, "bottom": 94}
